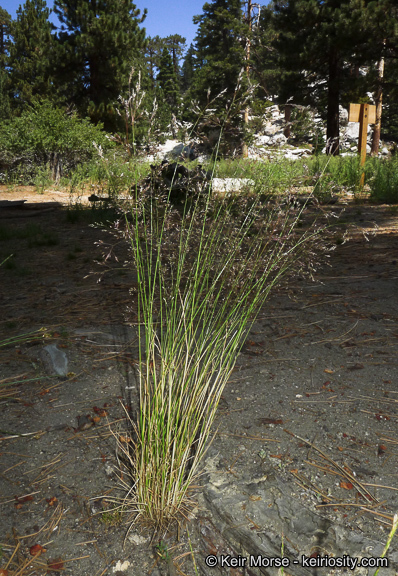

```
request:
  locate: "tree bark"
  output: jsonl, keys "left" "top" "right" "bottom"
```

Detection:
{"left": 242, "top": 0, "right": 252, "bottom": 158}
{"left": 371, "top": 41, "right": 385, "bottom": 156}
{"left": 326, "top": 46, "right": 340, "bottom": 156}
{"left": 284, "top": 104, "right": 291, "bottom": 139}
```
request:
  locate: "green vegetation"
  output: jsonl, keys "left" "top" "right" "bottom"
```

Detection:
{"left": 195, "top": 155, "right": 398, "bottom": 203}
{"left": 111, "top": 152, "right": 327, "bottom": 533}
{"left": 0, "top": 100, "right": 111, "bottom": 183}
{"left": 155, "top": 540, "right": 171, "bottom": 562}
{"left": 2, "top": 0, "right": 397, "bottom": 154}
{"left": 8, "top": 0, "right": 55, "bottom": 110}
{"left": 367, "top": 156, "right": 398, "bottom": 203}
{"left": 1, "top": 0, "right": 398, "bottom": 546}
{"left": 100, "top": 510, "right": 123, "bottom": 527}
{"left": 374, "top": 514, "right": 398, "bottom": 576}
{"left": 53, "top": 0, "right": 147, "bottom": 130}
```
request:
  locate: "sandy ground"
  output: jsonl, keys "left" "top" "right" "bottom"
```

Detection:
{"left": 0, "top": 186, "right": 397, "bottom": 575}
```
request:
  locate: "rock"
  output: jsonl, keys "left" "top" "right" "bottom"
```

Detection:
{"left": 212, "top": 178, "right": 255, "bottom": 196}
{"left": 344, "top": 120, "right": 372, "bottom": 145}
{"left": 166, "top": 142, "right": 198, "bottom": 161}
{"left": 198, "top": 454, "right": 398, "bottom": 576}
{"left": 254, "top": 135, "right": 271, "bottom": 146}
{"left": 339, "top": 105, "right": 349, "bottom": 124}
{"left": 154, "top": 139, "right": 179, "bottom": 159}
{"left": 112, "top": 560, "right": 131, "bottom": 572}
{"left": 141, "top": 104, "right": 385, "bottom": 164}
{"left": 128, "top": 533, "right": 149, "bottom": 546}
{"left": 283, "top": 149, "right": 312, "bottom": 160}
{"left": 264, "top": 124, "right": 281, "bottom": 136}
{"left": 196, "top": 154, "right": 210, "bottom": 163}
{"left": 42, "top": 344, "right": 68, "bottom": 377}
{"left": 269, "top": 133, "right": 288, "bottom": 146}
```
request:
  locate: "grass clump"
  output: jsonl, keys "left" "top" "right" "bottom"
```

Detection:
{"left": 307, "top": 155, "right": 362, "bottom": 198}
{"left": 100, "top": 510, "right": 123, "bottom": 527}
{"left": 0, "top": 327, "right": 49, "bottom": 349}
{"left": 208, "top": 154, "right": 398, "bottom": 204}
{"left": 113, "top": 164, "right": 327, "bottom": 536}
{"left": 212, "top": 157, "right": 307, "bottom": 196}
{"left": 67, "top": 149, "right": 151, "bottom": 200}
{"left": 367, "top": 156, "right": 398, "bottom": 203}
{"left": 304, "top": 154, "right": 398, "bottom": 203}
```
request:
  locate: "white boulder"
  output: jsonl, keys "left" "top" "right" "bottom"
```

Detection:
{"left": 212, "top": 178, "right": 255, "bottom": 195}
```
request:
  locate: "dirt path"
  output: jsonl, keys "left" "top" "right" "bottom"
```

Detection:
{"left": 0, "top": 187, "right": 397, "bottom": 576}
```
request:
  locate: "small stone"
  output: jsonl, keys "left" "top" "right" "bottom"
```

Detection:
{"left": 112, "top": 560, "right": 131, "bottom": 572}
{"left": 128, "top": 533, "right": 149, "bottom": 546}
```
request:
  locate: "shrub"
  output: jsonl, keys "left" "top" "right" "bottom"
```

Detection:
{"left": 0, "top": 100, "right": 111, "bottom": 183}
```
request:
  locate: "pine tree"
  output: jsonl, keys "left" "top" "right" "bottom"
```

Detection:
{"left": 145, "top": 35, "right": 186, "bottom": 93}
{"left": 251, "top": 2, "right": 301, "bottom": 104}
{"left": 273, "top": 0, "right": 371, "bottom": 155}
{"left": 145, "top": 35, "right": 164, "bottom": 87}
{"left": 0, "top": 7, "right": 11, "bottom": 119}
{"left": 181, "top": 43, "right": 195, "bottom": 93}
{"left": 164, "top": 34, "right": 186, "bottom": 79}
{"left": 0, "top": 7, "right": 11, "bottom": 59}
{"left": 190, "top": 0, "right": 247, "bottom": 107}
{"left": 157, "top": 47, "right": 179, "bottom": 109}
{"left": 53, "top": 0, "right": 147, "bottom": 128}
{"left": 8, "top": 0, "right": 55, "bottom": 110}
{"left": 381, "top": 56, "right": 398, "bottom": 142}
{"left": 363, "top": 1, "right": 398, "bottom": 153}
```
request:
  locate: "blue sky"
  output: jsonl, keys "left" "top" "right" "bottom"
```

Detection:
{"left": 1, "top": 0, "right": 208, "bottom": 48}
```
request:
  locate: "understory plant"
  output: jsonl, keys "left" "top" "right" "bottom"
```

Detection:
{"left": 0, "top": 99, "right": 110, "bottom": 184}
{"left": 113, "top": 161, "right": 328, "bottom": 536}
{"left": 367, "top": 155, "right": 398, "bottom": 203}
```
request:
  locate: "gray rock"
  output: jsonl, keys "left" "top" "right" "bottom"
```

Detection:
{"left": 167, "top": 142, "right": 198, "bottom": 161}
{"left": 339, "top": 105, "right": 349, "bottom": 124}
{"left": 255, "top": 135, "right": 271, "bottom": 146}
{"left": 212, "top": 178, "right": 255, "bottom": 195}
{"left": 199, "top": 455, "right": 398, "bottom": 576}
{"left": 270, "top": 133, "right": 288, "bottom": 146}
{"left": 42, "top": 344, "right": 68, "bottom": 376}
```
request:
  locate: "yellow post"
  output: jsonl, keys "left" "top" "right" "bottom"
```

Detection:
{"left": 358, "top": 103, "right": 369, "bottom": 188}
{"left": 349, "top": 102, "right": 376, "bottom": 189}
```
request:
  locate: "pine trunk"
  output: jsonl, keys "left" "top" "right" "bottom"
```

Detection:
{"left": 242, "top": 0, "right": 251, "bottom": 158}
{"left": 371, "top": 43, "right": 385, "bottom": 156}
{"left": 326, "top": 47, "right": 340, "bottom": 156}
{"left": 284, "top": 104, "right": 291, "bottom": 139}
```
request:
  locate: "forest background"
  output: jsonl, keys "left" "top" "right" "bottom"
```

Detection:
{"left": 0, "top": 0, "right": 397, "bottom": 182}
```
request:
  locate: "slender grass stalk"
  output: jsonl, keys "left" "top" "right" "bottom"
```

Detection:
{"left": 374, "top": 513, "right": 398, "bottom": 576}
{"left": 0, "top": 254, "right": 13, "bottom": 267}
{"left": 0, "top": 327, "right": 49, "bottom": 348}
